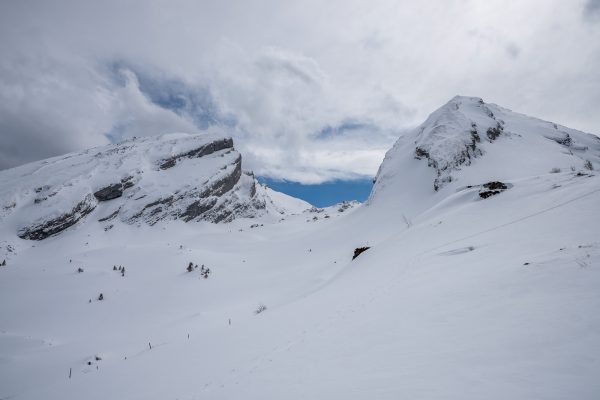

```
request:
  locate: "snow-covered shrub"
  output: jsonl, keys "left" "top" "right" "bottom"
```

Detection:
{"left": 584, "top": 160, "right": 594, "bottom": 171}
{"left": 550, "top": 167, "right": 561, "bottom": 173}
{"left": 254, "top": 304, "right": 267, "bottom": 314}
{"left": 352, "top": 246, "right": 371, "bottom": 260}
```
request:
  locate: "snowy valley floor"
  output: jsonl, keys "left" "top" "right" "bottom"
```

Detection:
{"left": 1, "top": 171, "right": 600, "bottom": 399}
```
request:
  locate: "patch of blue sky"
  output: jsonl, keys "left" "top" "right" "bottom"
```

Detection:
{"left": 258, "top": 176, "right": 373, "bottom": 207}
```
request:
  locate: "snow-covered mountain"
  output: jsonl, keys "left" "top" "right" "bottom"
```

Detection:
{"left": 1, "top": 97, "right": 599, "bottom": 400}
{"left": 369, "top": 95, "right": 600, "bottom": 216}
{"left": 0, "top": 133, "right": 309, "bottom": 241}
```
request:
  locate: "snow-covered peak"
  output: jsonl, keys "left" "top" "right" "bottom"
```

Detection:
{"left": 0, "top": 133, "right": 309, "bottom": 240}
{"left": 369, "top": 96, "right": 600, "bottom": 215}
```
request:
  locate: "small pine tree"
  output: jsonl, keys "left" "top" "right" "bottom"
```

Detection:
{"left": 98, "top": 293, "right": 104, "bottom": 301}
{"left": 187, "top": 264, "right": 194, "bottom": 273}
{"left": 255, "top": 304, "right": 267, "bottom": 314}
{"left": 1, "top": 259, "right": 6, "bottom": 266}
{"left": 113, "top": 266, "right": 117, "bottom": 271}
{"left": 121, "top": 267, "right": 125, "bottom": 277}
{"left": 584, "top": 160, "right": 594, "bottom": 171}
{"left": 77, "top": 267, "right": 84, "bottom": 273}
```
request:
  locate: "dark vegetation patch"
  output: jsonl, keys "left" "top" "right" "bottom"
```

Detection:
{"left": 486, "top": 123, "right": 503, "bottom": 141}
{"left": 352, "top": 246, "right": 371, "bottom": 260}
{"left": 479, "top": 181, "right": 509, "bottom": 199}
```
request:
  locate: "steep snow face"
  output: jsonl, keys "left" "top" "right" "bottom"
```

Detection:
{"left": 0, "top": 133, "right": 309, "bottom": 240}
{"left": 369, "top": 96, "right": 600, "bottom": 216}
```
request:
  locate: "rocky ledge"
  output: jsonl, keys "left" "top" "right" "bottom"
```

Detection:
{"left": 1, "top": 133, "right": 272, "bottom": 240}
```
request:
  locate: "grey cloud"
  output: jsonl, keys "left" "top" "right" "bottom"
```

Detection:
{"left": 505, "top": 43, "right": 521, "bottom": 59}
{"left": 254, "top": 48, "right": 326, "bottom": 86}
{"left": 0, "top": 0, "right": 598, "bottom": 181}
{"left": 109, "top": 63, "right": 236, "bottom": 130}
{"left": 362, "top": 31, "right": 390, "bottom": 51}
{"left": 584, "top": 0, "right": 600, "bottom": 19}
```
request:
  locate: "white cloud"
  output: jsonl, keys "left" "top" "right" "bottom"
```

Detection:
{"left": 0, "top": 0, "right": 599, "bottom": 182}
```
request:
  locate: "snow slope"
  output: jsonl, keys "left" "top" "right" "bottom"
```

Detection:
{"left": 1, "top": 96, "right": 599, "bottom": 399}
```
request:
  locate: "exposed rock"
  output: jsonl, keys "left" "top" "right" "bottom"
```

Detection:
{"left": 98, "top": 209, "right": 120, "bottom": 222}
{"left": 414, "top": 147, "right": 430, "bottom": 159}
{"left": 550, "top": 133, "right": 572, "bottom": 147}
{"left": 486, "top": 123, "right": 503, "bottom": 141}
{"left": 482, "top": 181, "right": 508, "bottom": 191}
{"left": 121, "top": 176, "right": 135, "bottom": 189}
{"left": 337, "top": 201, "right": 359, "bottom": 213}
{"left": 18, "top": 194, "right": 97, "bottom": 240}
{"left": 94, "top": 183, "right": 123, "bottom": 201}
{"left": 180, "top": 198, "right": 218, "bottom": 222}
{"left": 159, "top": 138, "right": 233, "bottom": 170}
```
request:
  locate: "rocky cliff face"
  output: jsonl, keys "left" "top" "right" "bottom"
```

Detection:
{"left": 0, "top": 133, "right": 301, "bottom": 240}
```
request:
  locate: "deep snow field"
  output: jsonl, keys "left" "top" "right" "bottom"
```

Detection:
{"left": 1, "top": 96, "right": 599, "bottom": 399}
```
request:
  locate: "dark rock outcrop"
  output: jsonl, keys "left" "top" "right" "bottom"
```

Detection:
{"left": 159, "top": 138, "right": 233, "bottom": 170}
{"left": 94, "top": 184, "right": 123, "bottom": 201}
{"left": 479, "top": 181, "right": 509, "bottom": 199}
{"left": 486, "top": 123, "right": 503, "bottom": 141}
{"left": 94, "top": 176, "right": 136, "bottom": 201}
{"left": 18, "top": 194, "right": 97, "bottom": 240}
{"left": 98, "top": 208, "right": 120, "bottom": 222}
{"left": 180, "top": 155, "right": 242, "bottom": 222}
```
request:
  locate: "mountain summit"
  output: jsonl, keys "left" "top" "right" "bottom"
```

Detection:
{"left": 0, "top": 133, "right": 308, "bottom": 240}
{"left": 369, "top": 96, "right": 599, "bottom": 216}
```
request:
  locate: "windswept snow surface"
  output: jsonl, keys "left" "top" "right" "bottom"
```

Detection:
{"left": 1, "top": 97, "right": 600, "bottom": 399}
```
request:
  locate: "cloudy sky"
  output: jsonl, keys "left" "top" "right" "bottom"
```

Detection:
{"left": 1, "top": 0, "right": 599, "bottom": 183}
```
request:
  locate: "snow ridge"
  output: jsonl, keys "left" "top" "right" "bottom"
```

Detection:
{"left": 370, "top": 95, "right": 600, "bottom": 212}
{"left": 0, "top": 133, "right": 308, "bottom": 240}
